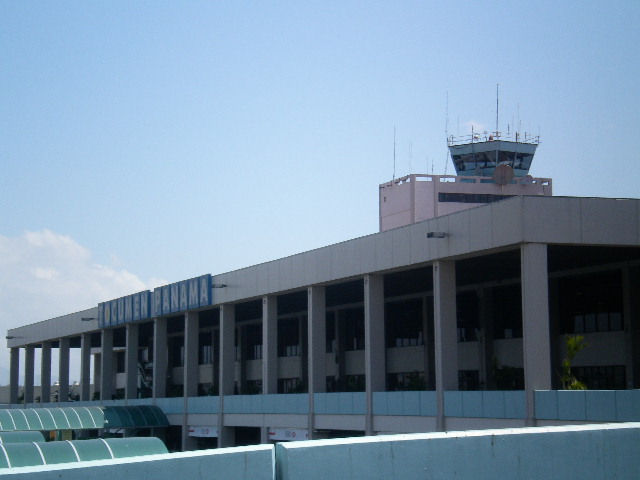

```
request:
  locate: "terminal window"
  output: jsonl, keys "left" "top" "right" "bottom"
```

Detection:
{"left": 560, "top": 271, "right": 623, "bottom": 334}
{"left": 438, "top": 193, "right": 515, "bottom": 204}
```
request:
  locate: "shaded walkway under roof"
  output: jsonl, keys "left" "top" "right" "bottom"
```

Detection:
{"left": 0, "top": 405, "right": 169, "bottom": 432}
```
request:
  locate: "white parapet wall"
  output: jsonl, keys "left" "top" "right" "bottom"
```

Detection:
{"left": 276, "top": 423, "right": 640, "bottom": 480}
{"left": 2, "top": 423, "right": 639, "bottom": 479}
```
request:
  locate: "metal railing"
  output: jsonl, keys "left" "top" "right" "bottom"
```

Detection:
{"left": 448, "top": 131, "right": 540, "bottom": 146}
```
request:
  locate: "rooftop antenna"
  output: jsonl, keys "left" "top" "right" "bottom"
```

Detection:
{"left": 495, "top": 83, "right": 499, "bottom": 136}
{"left": 444, "top": 92, "right": 450, "bottom": 175}
{"left": 393, "top": 126, "right": 396, "bottom": 181}
{"left": 409, "top": 140, "right": 413, "bottom": 173}
{"left": 445, "top": 91, "right": 449, "bottom": 139}
{"left": 495, "top": 84, "right": 500, "bottom": 166}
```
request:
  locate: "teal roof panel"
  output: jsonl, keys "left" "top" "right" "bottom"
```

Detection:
{"left": 0, "top": 406, "right": 169, "bottom": 431}
{"left": 0, "top": 410, "right": 15, "bottom": 430}
{"left": 104, "top": 437, "right": 168, "bottom": 458}
{"left": 21, "top": 410, "right": 43, "bottom": 430}
{"left": 38, "top": 441, "right": 79, "bottom": 465}
{"left": 73, "top": 438, "right": 113, "bottom": 461}
{"left": 0, "top": 431, "right": 45, "bottom": 444}
{"left": 10, "top": 411, "right": 29, "bottom": 431}
{"left": 36, "top": 409, "right": 57, "bottom": 430}
{"left": 47, "top": 408, "right": 70, "bottom": 430}
{"left": 0, "top": 437, "right": 168, "bottom": 469}
{"left": 0, "top": 446, "right": 9, "bottom": 469}
{"left": 1, "top": 443, "right": 44, "bottom": 468}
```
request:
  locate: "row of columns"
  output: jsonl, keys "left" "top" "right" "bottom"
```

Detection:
{"left": 9, "top": 244, "right": 553, "bottom": 440}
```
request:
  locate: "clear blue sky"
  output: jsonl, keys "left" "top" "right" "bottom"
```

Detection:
{"left": 0, "top": 1, "right": 639, "bottom": 382}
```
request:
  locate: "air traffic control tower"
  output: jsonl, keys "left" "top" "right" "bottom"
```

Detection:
{"left": 379, "top": 130, "right": 552, "bottom": 231}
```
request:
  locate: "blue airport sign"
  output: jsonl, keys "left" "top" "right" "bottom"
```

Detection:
{"left": 98, "top": 275, "right": 213, "bottom": 327}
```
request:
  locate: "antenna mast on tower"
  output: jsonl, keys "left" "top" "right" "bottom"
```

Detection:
{"left": 444, "top": 92, "right": 450, "bottom": 174}
{"left": 495, "top": 83, "right": 499, "bottom": 136}
{"left": 393, "top": 126, "right": 396, "bottom": 181}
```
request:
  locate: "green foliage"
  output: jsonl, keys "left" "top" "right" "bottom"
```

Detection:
{"left": 560, "top": 335, "right": 589, "bottom": 390}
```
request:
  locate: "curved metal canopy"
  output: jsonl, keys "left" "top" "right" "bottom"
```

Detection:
{"left": 0, "top": 405, "right": 169, "bottom": 432}
{"left": 0, "top": 437, "right": 168, "bottom": 469}
{"left": 0, "top": 431, "right": 45, "bottom": 444}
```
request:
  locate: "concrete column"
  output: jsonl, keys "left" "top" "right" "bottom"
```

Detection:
{"left": 262, "top": 296, "right": 278, "bottom": 394}
{"left": 184, "top": 311, "right": 200, "bottom": 398}
{"left": 433, "top": 260, "right": 458, "bottom": 431}
{"left": 9, "top": 347, "right": 20, "bottom": 404}
{"left": 80, "top": 334, "right": 91, "bottom": 401}
{"left": 58, "top": 337, "right": 70, "bottom": 403}
{"left": 153, "top": 317, "right": 168, "bottom": 398}
{"left": 307, "top": 286, "right": 326, "bottom": 439}
{"left": 521, "top": 243, "right": 552, "bottom": 425}
{"left": 125, "top": 324, "right": 139, "bottom": 399}
{"left": 364, "top": 274, "right": 385, "bottom": 436}
{"left": 100, "top": 330, "right": 114, "bottom": 401}
{"left": 182, "top": 311, "right": 200, "bottom": 451}
{"left": 24, "top": 345, "right": 35, "bottom": 404}
{"left": 260, "top": 427, "right": 270, "bottom": 444}
{"left": 41, "top": 341, "right": 52, "bottom": 403}
{"left": 218, "top": 304, "right": 235, "bottom": 448}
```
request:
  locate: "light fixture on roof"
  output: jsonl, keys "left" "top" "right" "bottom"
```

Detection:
{"left": 81, "top": 317, "right": 96, "bottom": 322}
{"left": 212, "top": 284, "right": 227, "bottom": 288}
{"left": 427, "top": 232, "right": 448, "bottom": 239}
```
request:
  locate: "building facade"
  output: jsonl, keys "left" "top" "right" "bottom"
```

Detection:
{"left": 6, "top": 191, "right": 640, "bottom": 450}
{"left": 5, "top": 124, "right": 640, "bottom": 449}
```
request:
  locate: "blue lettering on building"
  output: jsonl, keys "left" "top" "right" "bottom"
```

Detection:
{"left": 98, "top": 275, "right": 213, "bottom": 325}
{"left": 170, "top": 284, "right": 179, "bottom": 313}
{"left": 140, "top": 291, "right": 150, "bottom": 319}
{"left": 152, "top": 289, "right": 162, "bottom": 317}
{"left": 124, "top": 296, "right": 133, "bottom": 322}
{"left": 162, "top": 285, "right": 171, "bottom": 315}
{"left": 188, "top": 278, "right": 199, "bottom": 309}
{"left": 117, "top": 298, "right": 125, "bottom": 324}
{"left": 179, "top": 281, "right": 188, "bottom": 311}
{"left": 133, "top": 294, "right": 140, "bottom": 321}
{"left": 199, "top": 275, "right": 211, "bottom": 307}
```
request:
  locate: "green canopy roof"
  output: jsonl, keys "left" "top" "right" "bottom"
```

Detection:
{"left": 0, "top": 431, "right": 45, "bottom": 444}
{"left": 0, "top": 437, "right": 168, "bottom": 469}
{"left": 0, "top": 406, "right": 169, "bottom": 432}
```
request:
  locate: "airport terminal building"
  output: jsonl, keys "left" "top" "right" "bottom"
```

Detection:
{"left": 5, "top": 133, "right": 640, "bottom": 450}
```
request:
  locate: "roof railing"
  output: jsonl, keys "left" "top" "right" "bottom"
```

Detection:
{"left": 447, "top": 131, "right": 540, "bottom": 146}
